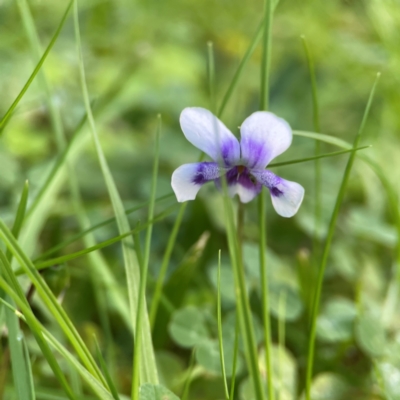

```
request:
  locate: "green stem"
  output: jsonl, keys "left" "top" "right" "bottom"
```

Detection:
{"left": 149, "top": 203, "right": 187, "bottom": 329}
{"left": 229, "top": 316, "right": 240, "bottom": 400}
{"left": 259, "top": 190, "right": 274, "bottom": 400}
{"left": 217, "top": 250, "right": 229, "bottom": 400}
{"left": 301, "top": 36, "right": 322, "bottom": 289}
{"left": 305, "top": 73, "right": 380, "bottom": 400}
{"left": 260, "top": 0, "right": 273, "bottom": 111}
{"left": 259, "top": 1, "right": 274, "bottom": 398}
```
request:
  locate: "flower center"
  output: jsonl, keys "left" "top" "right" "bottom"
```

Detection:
{"left": 237, "top": 165, "right": 246, "bottom": 174}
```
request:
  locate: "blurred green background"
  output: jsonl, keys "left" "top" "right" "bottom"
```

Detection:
{"left": 1, "top": 0, "right": 400, "bottom": 399}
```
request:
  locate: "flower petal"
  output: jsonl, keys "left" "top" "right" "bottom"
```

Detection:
{"left": 240, "top": 111, "right": 292, "bottom": 169}
{"left": 180, "top": 107, "right": 240, "bottom": 166}
{"left": 171, "top": 162, "right": 224, "bottom": 202}
{"left": 225, "top": 167, "right": 262, "bottom": 203}
{"left": 252, "top": 170, "right": 304, "bottom": 217}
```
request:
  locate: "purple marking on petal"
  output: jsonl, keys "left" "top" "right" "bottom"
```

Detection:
{"left": 242, "top": 140, "right": 270, "bottom": 169}
{"left": 220, "top": 140, "right": 239, "bottom": 167}
{"left": 251, "top": 169, "right": 283, "bottom": 193}
{"left": 270, "top": 186, "right": 283, "bottom": 197}
{"left": 191, "top": 162, "right": 222, "bottom": 185}
{"left": 223, "top": 166, "right": 262, "bottom": 191}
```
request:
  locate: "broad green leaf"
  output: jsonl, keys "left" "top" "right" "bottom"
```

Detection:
{"left": 316, "top": 298, "right": 357, "bottom": 342}
{"left": 169, "top": 306, "right": 209, "bottom": 348}
{"left": 378, "top": 362, "right": 400, "bottom": 400}
{"left": 269, "top": 283, "right": 303, "bottom": 322}
{"left": 302, "top": 373, "right": 349, "bottom": 400}
{"left": 355, "top": 313, "right": 386, "bottom": 357}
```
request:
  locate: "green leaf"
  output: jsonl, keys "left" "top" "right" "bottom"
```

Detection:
{"left": 269, "top": 284, "right": 303, "bottom": 322}
{"left": 316, "top": 298, "right": 357, "bottom": 343}
{"left": 169, "top": 306, "right": 209, "bottom": 348}
{"left": 303, "top": 373, "right": 349, "bottom": 400}
{"left": 139, "top": 384, "right": 180, "bottom": 400}
{"left": 355, "top": 313, "right": 386, "bottom": 357}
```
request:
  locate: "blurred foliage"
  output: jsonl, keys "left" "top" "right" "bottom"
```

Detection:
{"left": 1, "top": 0, "right": 400, "bottom": 399}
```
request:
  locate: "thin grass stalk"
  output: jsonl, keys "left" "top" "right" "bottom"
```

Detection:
{"left": 34, "top": 193, "right": 173, "bottom": 262}
{"left": 131, "top": 116, "right": 161, "bottom": 398}
{"left": 278, "top": 291, "right": 286, "bottom": 400}
{"left": 181, "top": 348, "right": 197, "bottom": 400}
{"left": 217, "top": 250, "right": 229, "bottom": 400}
{"left": 301, "top": 36, "right": 322, "bottom": 294}
{"left": 229, "top": 316, "right": 240, "bottom": 400}
{"left": 305, "top": 73, "right": 380, "bottom": 400}
{"left": 0, "top": 0, "right": 73, "bottom": 133}
{"left": 149, "top": 203, "right": 187, "bottom": 329}
{"left": 259, "top": 0, "right": 274, "bottom": 398}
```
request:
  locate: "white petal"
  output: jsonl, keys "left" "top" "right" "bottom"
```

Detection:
{"left": 240, "top": 111, "right": 292, "bottom": 169}
{"left": 270, "top": 179, "right": 305, "bottom": 218}
{"left": 171, "top": 162, "right": 223, "bottom": 202}
{"left": 228, "top": 183, "right": 260, "bottom": 203}
{"left": 180, "top": 107, "right": 240, "bottom": 166}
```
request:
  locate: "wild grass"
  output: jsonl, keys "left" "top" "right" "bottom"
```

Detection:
{"left": 0, "top": 0, "right": 399, "bottom": 400}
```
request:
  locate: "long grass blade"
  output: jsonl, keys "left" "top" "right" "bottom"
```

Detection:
{"left": 34, "top": 193, "right": 173, "bottom": 262}
{"left": 2, "top": 181, "right": 34, "bottom": 400}
{"left": 301, "top": 35, "right": 322, "bottom": 306}
{"left": 0, "top": 0, "right": 73, "bottom": 133}
{"left": 304, "top": 73, "right": 380, "bottom": 400}
{"left": 132, "top": 116, "right": 161, "bottom": 399}
{"left": 73, "top": 0, "right": 158, "bottom": 384}
{"left": 0, "top": 259, "right": 76, "bottom": 399}
{"left": 268, "top": 146, "right": 370, "bottom": 168}
{"left": 0, "top": 221, "right": 107, "bottom": 387}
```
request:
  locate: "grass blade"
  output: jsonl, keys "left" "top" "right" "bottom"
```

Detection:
{"left": 217, "top": 250, "right": 229, "bottom": 400}
{"left": 0, "top": 0, "right": 73, "bottom": 133}
{"left": 304, "top": 73, "right": 380, "bottom": 400}
{"left": 218, "top": 20, "right": 263, "bottom": 118}
{"left": 0, "top": 258, "right": 76, "bottom": 399}
{"left": 73, "top": 0, "right": 158, "bottom": 384}
{"left": 259, "top": 1, "right": 274, "bottom": 399}
{"left": 301, "top": 35, "right": 322, "bottom": 299}
{"left": 33, "top": 193, "right": 173, "bottom": 262}
{"left": 27, "top": 205, "right": 178, "bottom": 273}
{"left": 132, "top": 116, "right": 161, "bottom": 398}
{"left": 0, "top": 221, "right": 107, "bottom": 387}
{"left": 93, "top": 336, "right": 120, "bottom": 400}
{"left": 268, "top": 146, "right": 370, "bottom": 168}
{"left": 2, "top": 180, "right": 35, "bottom": 400}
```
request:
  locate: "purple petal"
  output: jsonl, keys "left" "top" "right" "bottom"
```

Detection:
{"left": 180, "top": 108, "right": 240, "bottom": 166}
{"left": 240, "top": 111, "right": 292, "bottom": 169}
{"left": 171, "top": 162, "right": 224, "bottom": 202}
{"left": 223, "top": 166, "right": 262, "bottom": 203}
{"left": 252, "top": 170, "right": 304, "bottom": 217}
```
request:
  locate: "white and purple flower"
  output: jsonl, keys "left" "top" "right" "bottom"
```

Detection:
{"left": 171, "top": 107, "right": 304, "bottom": 217}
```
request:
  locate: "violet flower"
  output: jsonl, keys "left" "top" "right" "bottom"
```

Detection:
{"left": 171, "top": 108, "right": 304, "bottom": 217}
